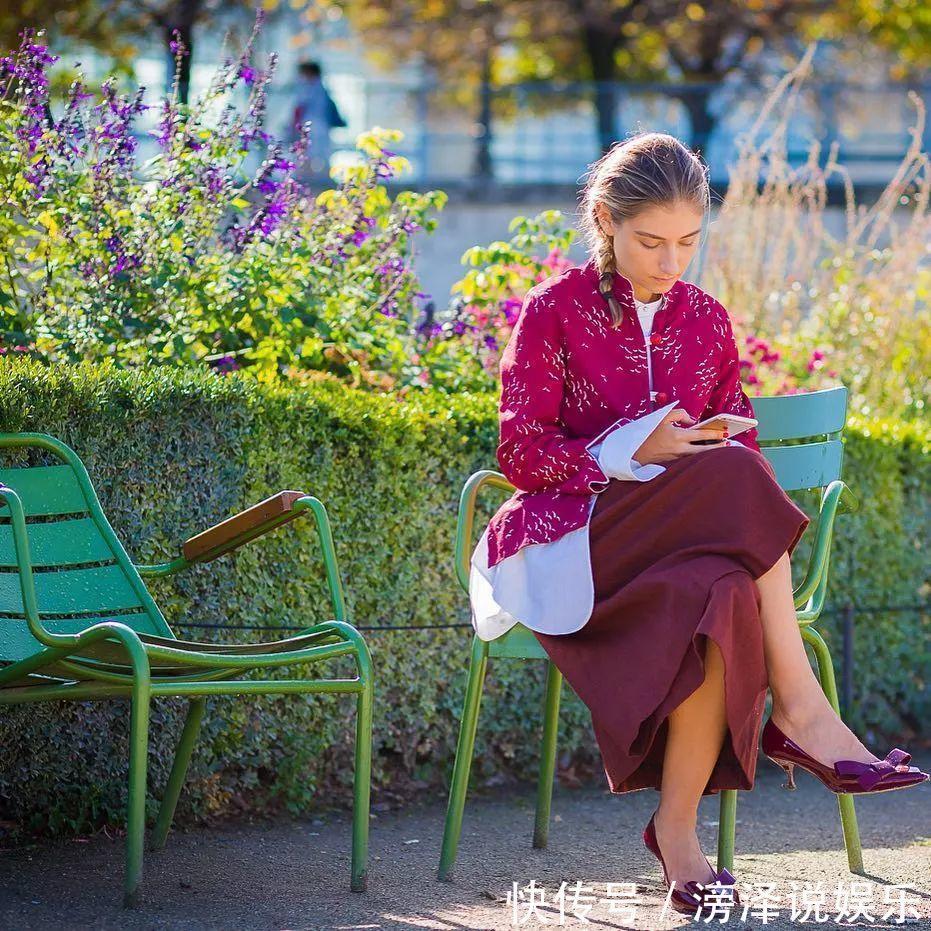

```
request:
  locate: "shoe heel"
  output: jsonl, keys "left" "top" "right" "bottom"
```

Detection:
{"left": 778, "top": 761, "right": 797, "bottom": 791}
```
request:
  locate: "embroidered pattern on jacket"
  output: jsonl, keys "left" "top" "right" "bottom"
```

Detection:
{"left": 486, "top": 258, "right": 761, "bottom": 569}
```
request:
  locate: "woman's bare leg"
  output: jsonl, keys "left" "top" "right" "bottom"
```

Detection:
{"left": 653, "top": 549, "right": 880, "bottom": 892}
{"left": 653, "top": 638, "right": 727, "bottom": 889}
{"left": 756, "top": 551, "right": 878, "bottom": 765}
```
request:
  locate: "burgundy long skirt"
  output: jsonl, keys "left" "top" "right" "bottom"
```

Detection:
{"left": 533, "top": 444, "right": 811, "bottom": 797}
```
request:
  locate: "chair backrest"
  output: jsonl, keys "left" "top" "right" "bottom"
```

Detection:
{"left": 456, "top": 385, "right": 849, "bottom": 595}
{"left": 0, "top": 433, "right": 174, "bottom": 663}
{"left": 752, "top": 385, "right": 847, "bottom": 490}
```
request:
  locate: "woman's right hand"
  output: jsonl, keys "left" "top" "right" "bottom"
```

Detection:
{"left": 634, "top": 408, "right": 729, "bottom": 465}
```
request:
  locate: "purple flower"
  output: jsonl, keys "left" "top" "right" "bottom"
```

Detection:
{"left": 375, "top": 257, "right": 405, "bottom": 276}
{"left": 238, "top": 64, "right": 257, "bottom": 86}
{"left": 204, "top": 166, "right": 226, "bottom": 197}
{"left": 210, "top": 354, "right": 240, "bottom": 374}
{"left": 257, "top": 177, "right": 282, "bottom": 195}
{"left": 240, "top": 126, "right": 272, "bottom": 150}
{"left": 92, "top": 81, "right": 148, "bottom": 175}
{"left": 5, "top": 32, "right": 59, "bottom": 156}
{"left": 258, "top": 196, "right": 288, "bottom": 235}
{"left": 24, "top": 155, "right": 51, "bottom": 189}
{"left": 501, "top": 297, "right": 522, "bottom": 325}
{"left": 153, "top": 99, "right": 177, "bottom": 148}
{"left": 351, "top": 230, "right": 369, "bottom": 246}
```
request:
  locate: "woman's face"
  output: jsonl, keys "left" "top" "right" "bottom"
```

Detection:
{"left": 596, "top": 200, "right": 704, "bottom": 303}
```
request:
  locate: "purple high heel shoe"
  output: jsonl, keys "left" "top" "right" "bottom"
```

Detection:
{"left": 643, "top": 810, "right": 740, "bottom": 915}
{"left": 762, "top": 716, "right": 930, "bottom": 794}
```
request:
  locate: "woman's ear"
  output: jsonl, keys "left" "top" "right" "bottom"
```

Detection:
{"left": 595, "top": 203, "right": 615, "bottom": 237}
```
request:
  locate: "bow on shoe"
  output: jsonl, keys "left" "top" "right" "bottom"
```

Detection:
{"left": 684, "top": 867, "right": 738, "bottom": 899}
{"left": 834, "top": 749, "right": 913, "bottom": 790}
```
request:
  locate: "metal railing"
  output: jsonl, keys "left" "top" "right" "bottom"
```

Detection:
{"left": 268, "top": 76, "right": 931, "bottom": 188}
{"left": 117, "top": 75, "right": 931, "bottom": 192}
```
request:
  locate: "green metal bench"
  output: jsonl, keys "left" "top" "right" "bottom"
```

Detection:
{"left": 0, "top": 432, "right": 374, "bottom": 906}
{"left": 438, "top": 385, "right": 863, "bottom": 881}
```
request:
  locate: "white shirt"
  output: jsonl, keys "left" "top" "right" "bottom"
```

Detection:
{"left": 470, "top": 294, "right": 676, "bottom": 641}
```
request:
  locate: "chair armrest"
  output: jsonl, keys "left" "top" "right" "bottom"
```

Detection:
{"left": 455, "top": 470, "right": 515, "bottom": 594}
{"left": 181, "top": 490, "right": 308, "bottom": 563}
{"left": 793, "top": 479, "right": 858, "bottom": 620}
{"left": 136, "top": 491, "right": 348, "bottom": 623}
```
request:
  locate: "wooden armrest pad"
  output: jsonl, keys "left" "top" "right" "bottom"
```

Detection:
{"left": 182, "top": 490, "right": 307, "bottom": 562}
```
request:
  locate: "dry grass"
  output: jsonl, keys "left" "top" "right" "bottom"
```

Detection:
{"left": 703, "top": 45, "right": 930, "bottom": 420}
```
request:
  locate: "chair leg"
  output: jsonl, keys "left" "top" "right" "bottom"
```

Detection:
{"left": 437, "top": 635, "right": 489, "bottom": 881}
{"left": 350, "top": 671, "right": 374, "bottom": 893}
{"left": 801, "top": 625, "right": 865, "bottom": 874}
{"left": 533, "top": 661, "right": 562, "bottom": 849}
{"left": 124, "top": 679, "right": 152, "bottom": 908}
{"left": 150, "top": 698, "right": 207, "bottom": 852}
{"left": 717, "top": 788, "right": 738, "bottom": 874}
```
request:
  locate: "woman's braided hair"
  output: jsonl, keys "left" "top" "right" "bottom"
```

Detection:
{"left": 578, "top": 132, "right": 711, "bottom": 328}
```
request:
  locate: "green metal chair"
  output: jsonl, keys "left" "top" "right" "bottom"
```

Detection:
{"left": 0, "top": 432, "right": 374, "bottom": 906}
{"left": 438, "top": 385, "right": 863, "bottom": 881}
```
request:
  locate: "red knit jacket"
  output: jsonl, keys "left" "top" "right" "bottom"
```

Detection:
{"left": 485, "top": 256, "right": 761, "bottom": 568}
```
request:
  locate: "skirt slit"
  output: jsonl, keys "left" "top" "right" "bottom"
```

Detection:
{"left": 532, "top": 444, "right": 811, "bottom": 796}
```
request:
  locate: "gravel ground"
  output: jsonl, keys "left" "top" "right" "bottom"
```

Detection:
{"left": 1, "top": 752, "right": 929, "bottom": 930}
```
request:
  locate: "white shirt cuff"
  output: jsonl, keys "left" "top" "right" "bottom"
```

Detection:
{"left": 586, "top": 403, "right": 675, "bottom": 482}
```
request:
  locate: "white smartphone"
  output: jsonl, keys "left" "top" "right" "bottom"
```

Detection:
{"left": 691, "top": 412, "right": 758, "bottom": 433}
{"left": 685, "top": 412, "right": 758, "bottom": 444}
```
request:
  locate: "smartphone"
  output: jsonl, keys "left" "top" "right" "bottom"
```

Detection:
{"left": 686, "top": 412, "right": 758, "bottom": 445}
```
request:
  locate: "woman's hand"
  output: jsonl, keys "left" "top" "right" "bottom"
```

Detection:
{"left": 633, "top": 408, "right": 729, "bottom": 465}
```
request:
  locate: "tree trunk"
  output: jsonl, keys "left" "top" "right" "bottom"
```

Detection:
{"left": 582, "top": 27, "right": 620, "bottom": 155}
{"left": 676, "top": 83, "right": 717, "bottom": 157}
{"left": 473, "top": 45, "right": 494, "bottom": 180}
{"left": 164, "top": 1, "right": 200, "bottom": 106}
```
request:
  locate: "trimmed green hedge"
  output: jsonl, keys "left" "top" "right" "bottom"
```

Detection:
{"left": 0, "top": 360, "right": 927, "bottom": 837}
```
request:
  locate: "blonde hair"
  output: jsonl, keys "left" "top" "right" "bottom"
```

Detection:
{"left": 578, "top": 132, "right": 711, "bottom": 328}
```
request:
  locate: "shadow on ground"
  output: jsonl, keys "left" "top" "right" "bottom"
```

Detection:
{"left": 1, "top": 751, "right": 929, "bottom": 930}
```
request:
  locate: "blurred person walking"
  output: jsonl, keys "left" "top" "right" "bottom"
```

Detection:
{"left": 291, "top": 59, "right": 346, "bottom": 184}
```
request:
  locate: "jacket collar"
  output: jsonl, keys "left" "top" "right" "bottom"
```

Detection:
{"left": 580, "top": 256, "right": 678, "bottom": 318}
